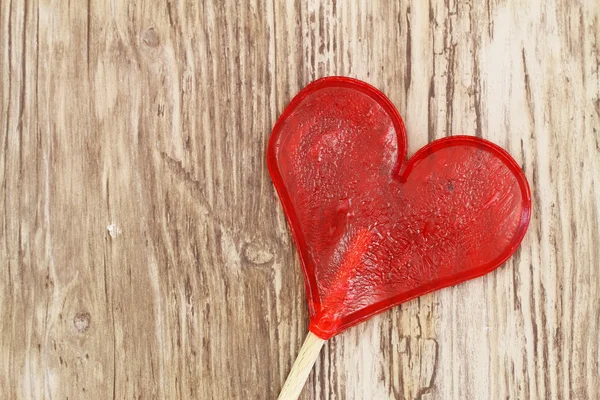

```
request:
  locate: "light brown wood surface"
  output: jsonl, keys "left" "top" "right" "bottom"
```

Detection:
{"left": 1, "top": 0, "right": 599, "bottom": 399}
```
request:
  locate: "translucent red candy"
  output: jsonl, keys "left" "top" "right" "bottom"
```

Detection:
{"left": 267, "top": 77, "right": 531, "bottom": 340}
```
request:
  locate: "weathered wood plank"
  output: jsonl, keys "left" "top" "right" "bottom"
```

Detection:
{"left": 1, "top": 0, "right": 598, "bottom": 399}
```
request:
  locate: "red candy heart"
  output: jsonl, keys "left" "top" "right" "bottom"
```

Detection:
{"left": 268, "top": 77, "right": 531, "bottom": 339}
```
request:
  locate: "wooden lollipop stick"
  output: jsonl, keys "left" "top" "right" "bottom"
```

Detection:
{"left": 278, "top": 232, "right": 364, "bottom": 399}
{"left": 278, "top": 332, "right": 326, "bottom": 400}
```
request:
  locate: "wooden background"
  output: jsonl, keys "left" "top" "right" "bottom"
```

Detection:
{"left": 1, "top": 0, "right": 599, "bottom": 399}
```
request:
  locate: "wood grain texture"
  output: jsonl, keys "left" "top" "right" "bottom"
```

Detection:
{"left": 1, "top": 0, "right": 598, "bottom": 399}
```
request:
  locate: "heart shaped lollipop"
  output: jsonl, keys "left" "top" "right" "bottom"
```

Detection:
{"left": 270, "top": 77, "right": 531, "bottom": 399}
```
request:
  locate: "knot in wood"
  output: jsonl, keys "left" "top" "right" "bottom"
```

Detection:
{"left": 73, "top": 312, "right": 91, "bottom": 333}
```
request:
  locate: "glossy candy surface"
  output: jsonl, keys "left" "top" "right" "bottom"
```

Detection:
{"left": 268, "top": 77, "right": 531, "bottom": 340}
